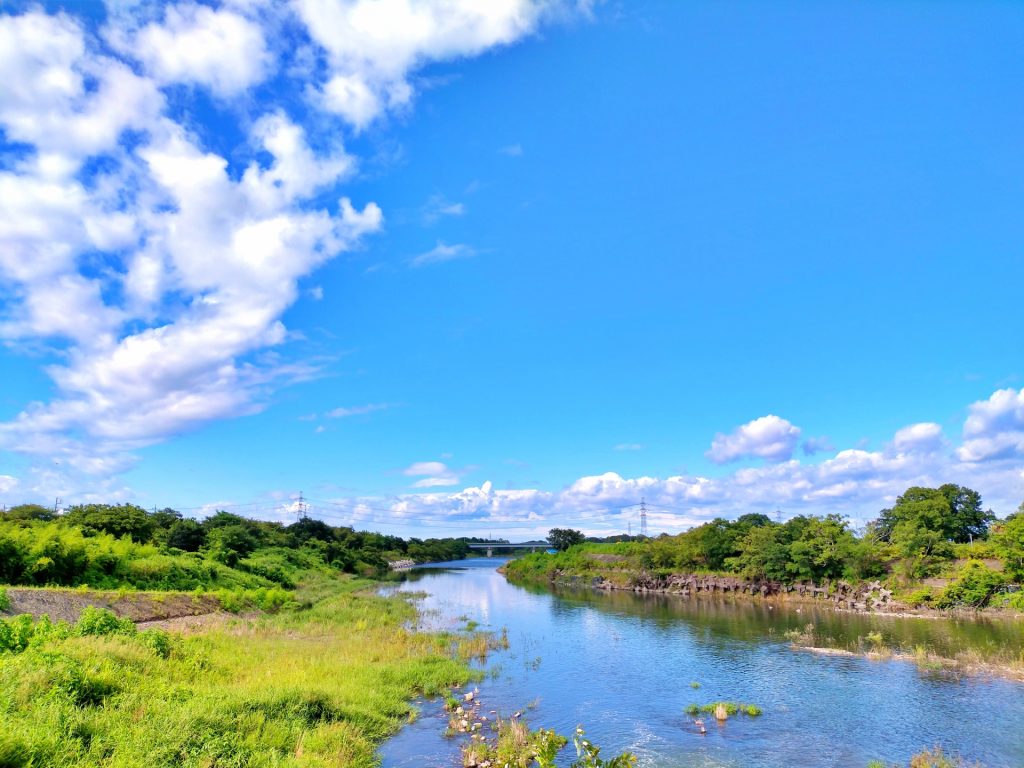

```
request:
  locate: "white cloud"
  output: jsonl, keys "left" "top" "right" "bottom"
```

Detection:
{"left": 614, "top": 443, "right": 643, "bottom": 451}
{"left": 890, "top": 422, "right": 945, "bottom": 455}
{"left": 117, "top": 3, "right": 274, "bottom": 97}
{"left": 0, "top": 11, "right": 162, "bottom": 160}
{"left": 326, "top": 403, "right": 392, "bottom": 418}
{"left": 0, "top": 475, "right": 18, "bottom": 494}
{"left": 0, "top": 7, "right": 383, "bottom": 494}
{"left": 403, "top": 460, "right": 461, "bottom": 488}
{"left": 0, "top": 1, "right": 584, "bottom": 505}
{"left": 409, "top": 240, "right": 476, "bottom": 267}
{"left": 958, "top": 387, "right": 1024, "bottom": 462}
{"left": 499, "top": 143, "right": 524, "bottom": 156}
{"left": 308, "top": 393, "right": 1024, "bottom": 538}
{"left": 422, "top": 194, "right": 465, "bottom": 223}
{"left": 706, "top": 414, "right": 801, "bottom": 464}
{"left": 294, "top": 0, "right": 548, "bottom": 129}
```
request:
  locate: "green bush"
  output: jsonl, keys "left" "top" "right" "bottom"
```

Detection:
{"left": 75, "top": 606, "right": 136, "bottom": 637}
{"left": 903, "top": 587, "right": 936, "bottom": 608}
{"left": 935, "top": 562, "right": 1007, "bottom": 609}
{"left": 138, "top": 629, "right": 172, "bottom": 659}
{"left": 0, "top": 586, "right": 9, "bottom": 612}
{"left": 1003, "top": 590, "right": 1024, "bottom": 611}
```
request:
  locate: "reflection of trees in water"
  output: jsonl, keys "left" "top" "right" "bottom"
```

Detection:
{"left": 530, "top": 582, "right": 1024, "bottom": 658}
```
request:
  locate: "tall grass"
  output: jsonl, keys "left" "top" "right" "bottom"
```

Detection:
{"left": 0, "top": 577, "right": 477, "bottom": 767}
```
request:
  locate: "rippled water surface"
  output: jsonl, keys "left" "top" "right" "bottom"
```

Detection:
{"left": 380, "top": 558, "right": 1024, "bottom": 768}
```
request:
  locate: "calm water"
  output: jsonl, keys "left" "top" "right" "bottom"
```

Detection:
{"left": 380, "top": 558, "right": 1024, "bottom": 768}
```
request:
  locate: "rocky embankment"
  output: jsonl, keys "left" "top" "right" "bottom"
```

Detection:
{"left": 1, "top": 587, "right": 221, "bottom": 624}
{"left": 555, "top": 572, "right": 903, "bottom": 613}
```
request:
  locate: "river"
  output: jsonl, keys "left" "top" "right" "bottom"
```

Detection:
{"left": 380, "top": 557, "right": 1024, "bottom": 768}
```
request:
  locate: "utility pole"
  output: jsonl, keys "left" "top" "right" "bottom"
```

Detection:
{"left": 628, "top": 520, "right": 631, "bottom": 537}
{"left": 53, "top": 496, "right": 62, "bottom": 515}
{"left": 640, "top": 497, "right": 648, "bottom": 538}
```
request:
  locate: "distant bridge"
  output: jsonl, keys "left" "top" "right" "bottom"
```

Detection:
{"left": 467, "top": 542, "right": 551, "bottom": 557}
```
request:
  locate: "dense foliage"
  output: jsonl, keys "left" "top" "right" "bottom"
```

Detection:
{"left": 510, "top": 486, "right": 1022, "bottom": 611}
{"left": 548, "top": 528, "right": 586, "bottom": 551}
{"left": 0, "top": 504, "right": 481, "bottom": 590}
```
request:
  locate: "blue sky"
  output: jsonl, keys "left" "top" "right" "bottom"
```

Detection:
{"left": 0, "top": 1, "right": 1022, "bottom": 537}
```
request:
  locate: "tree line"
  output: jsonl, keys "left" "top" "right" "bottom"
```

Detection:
{"left": 0, "top": 503, "right": 489, "bottom": 590}
{"left": 540, "top": 485, "right": 1024, "bottom": 607}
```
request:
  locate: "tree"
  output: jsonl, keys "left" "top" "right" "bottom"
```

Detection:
{"left": 786, "top": 515, "right": 855, "bottom": 582}
{"left": 166, "top": 519, "right": 206, "bottom": 552}
{"left": 150, "top": 507, "right": 183, "bottom": 531}
{"left": 3, "top": 504, "right": 56, "bottom": 522}
{"left": 287, "top": 518, "right": 336, "bottom": 545}
{"left": 547, "top": 528, "right": 585, "bottom": 552}
{"left": 938, "top": 483, "right": 995, "bottom": 542}
{"left": 62, "top": 504, "right": 155, "bottom": 543}
{"left": 872, "top": 485, "right": 993, "bottom": 544}
{"left": 727, "top": 524, "right": 791, "bottom": 581}
{"left": 203, "top": 524, "right": 259, "bottom": 566}
{"left": 992, "top": 512, "right": 1024, "bottom": 580}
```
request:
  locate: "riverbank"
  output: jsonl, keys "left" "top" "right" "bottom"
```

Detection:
{"left": 0, "top": 574, "right": 481, "bottom": 767}
{"left": 503, "top": 554, "right": 1024, "bottom": 681}
{"left": 504, "top": 550, "right": 1024, "bottom": 620}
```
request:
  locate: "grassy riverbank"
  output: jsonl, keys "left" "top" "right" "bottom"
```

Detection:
{"left": 0, "top": 574, "right": 480, "bottom": 767}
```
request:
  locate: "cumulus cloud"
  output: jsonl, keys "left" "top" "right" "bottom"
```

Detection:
{"left": 294, "top": 0, "right": 552, "bottom": 129}
{"left": 316, "top": 396, "right": 1024, "bottom": 538}
{"left": 115, "top": 3, "right": 274, "bottom": 96}
{"left": 3, "top": 0, "right": 562, "bottom": 499}
{"left": 706, "top": 415, "right": 801, "bottom": 464}
{"left": 890, "top": 422, "right": 945, "bottom": 455}
{"left": 958, "top": 387, "right": 1024, "bottom": 462}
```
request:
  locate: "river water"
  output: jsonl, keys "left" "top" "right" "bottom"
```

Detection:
{"left": 379, "top": 558, "right": 1024, "bottom": 768}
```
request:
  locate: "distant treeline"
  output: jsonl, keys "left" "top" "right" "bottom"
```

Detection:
{"left": 0, "top": 503, "right": 490, "bottom": 591}
{"left": 512, "top": 485, "right": 1024, "bottom": 610}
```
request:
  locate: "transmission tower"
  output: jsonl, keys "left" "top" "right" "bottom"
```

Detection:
{"left": 639, "top": 497, "right": 648, "bottom": 538}
{"left": 297, "top": 491, "right": 308, "bottom": 521}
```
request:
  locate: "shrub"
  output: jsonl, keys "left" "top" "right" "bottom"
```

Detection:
{"left": 1004, "top": 590, "right": 1024, "bottom": 611}
{"left": 935, "top": 562, "right": 1007, "bottom": 609}
{"left": 75, "top": 606, "right": 136, "bottom": 637}
{"left": 0, "top": 586, "right": 9, "bottom": 612}
{"left": 903, "top": 588, "right": 936, "bottom": 608}
{"left": 137, "top": 629, "right": 172, "bottom": 659}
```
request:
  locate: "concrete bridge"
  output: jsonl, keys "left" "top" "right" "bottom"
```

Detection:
{"left": 467, "top": 542, "right": 551, "bottom": 557}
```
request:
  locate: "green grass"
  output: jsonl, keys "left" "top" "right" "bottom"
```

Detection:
{"left": 684, "top": 701, "right": 763, "bottom": 718}
{"left": 0, "top": 577, "right": 478, "bottom": 767}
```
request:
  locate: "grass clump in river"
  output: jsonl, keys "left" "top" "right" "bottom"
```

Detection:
{"left": 462, "top": 722, "right": 636, "bottom": 768}
{"left": 785, "top": 619, "right": 1024, "bottom": 680}
{"left": 0, "top": 576, "right": 478, "bottom": 767}
{"left": 866, "top": 746, "right": 981, "bottom": 767}
{"left": 684, "top": 702, "right": 762, "bottom": 718}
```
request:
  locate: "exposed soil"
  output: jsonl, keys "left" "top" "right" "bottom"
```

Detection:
{"left": 137, "top": 611, "right": 256, "bottom": 633}
{"left": 2, "top": 587, "right": 221, "bottom": 624}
